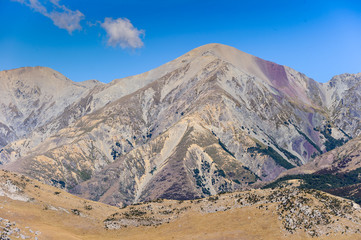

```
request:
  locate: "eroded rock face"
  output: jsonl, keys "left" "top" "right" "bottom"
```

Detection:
{"left": 281, "top": 136, "right": 361, "bottom": 176}
{"left": 322, "top": 73, "right": 361, "bottom": 137}
{"left": 275, "top": 136, "right": 361, "bottom": 204}
{"left": 0, "top": 44, "right": 359, "bottom": 205}
{"left": 0, "top": 67, "right": 101, "bottom": 148}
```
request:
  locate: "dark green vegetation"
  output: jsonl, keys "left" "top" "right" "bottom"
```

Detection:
{"left": 264, "top": 167, "right": 361, "bottom": 204}
{"left": 293, "top": 125, "right": 322, "bottom": 153}
{"left": 266, "top": 134, "right": 301, "bottom": 165}
{"left": 110, "top": 147, "right": 120, "bottom": 160}
{"left": 247, "top": 143, "right": 295, "bottom": 169}
{"left": 218, "top": 138, "right": 235, "bottom": 158}
{"left": 192, "top": 168, "right": 211, "bottom": 195}
{"left": 319, "top": 127, "right": 347, "bottom": 152}
{"left": 311, "top": 124, "right": 349, "bottom": 152}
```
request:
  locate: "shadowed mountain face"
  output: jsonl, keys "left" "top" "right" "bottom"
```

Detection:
{"left": 0, "top": 44, "right": 359, "bottom": 206}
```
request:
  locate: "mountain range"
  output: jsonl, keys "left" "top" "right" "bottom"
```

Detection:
{"left": 0, "top": 43, "right": 360, "bottom": 209}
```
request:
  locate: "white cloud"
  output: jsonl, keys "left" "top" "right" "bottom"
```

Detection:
{"left": 12, "top": 1, "right": 146, "bottom": 50}
{"left": 12, "top": 0, "right": 84, "bottom": 34}
{"left": 101, "top": 18, "right": 144, "bottom": 49}
{"left": 49, "top": 10, "right": 84, "bottom": 33}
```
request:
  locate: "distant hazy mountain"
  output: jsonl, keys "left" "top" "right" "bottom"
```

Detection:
{"left": 0, "top": 44, "right": 359, "bottom": 206}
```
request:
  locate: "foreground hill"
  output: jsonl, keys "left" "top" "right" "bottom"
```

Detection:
{"left": 1, "top": 169, "right": 361, "bottom": 239}
{"left": 1, "top": 44, "right": 360, "bottom": 206}
{"left": 0, "top": 169, "right": 117, "bottom": 239}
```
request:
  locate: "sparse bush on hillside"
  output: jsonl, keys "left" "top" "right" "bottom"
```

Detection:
{"left": 71, "top": 209, "right": 81, "bottom": 215}
{"left": 84, "top": 205, "right": 93, "bottom": 210}
{"left": 207, "top": 196, "right": 219, "bottom": 202}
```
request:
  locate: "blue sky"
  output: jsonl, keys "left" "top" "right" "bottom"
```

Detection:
{"left": 1, "top": 0, "right": 361, "bottom": 83}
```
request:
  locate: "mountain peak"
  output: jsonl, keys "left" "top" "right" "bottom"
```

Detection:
{"left": 186, "top": 43, "right": 255, "bottom": 63}
{"left": 327, "top": 72, "right": 361, "bottom": 88}
{"left": 189, "top": 43, "right": 246, "bottom": 56}
{"left": 0, "top": 66, "right": 73, "bottom": 88}
{"left": 185, "top": 43, "right": 317, "bottom": 105}
{"left": 2, "top": 66, "right": 65, "bottom": 77}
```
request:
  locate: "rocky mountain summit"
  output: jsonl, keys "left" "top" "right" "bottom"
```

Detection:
{"left": 0, "top": 44, "right": 360, "bottom": 207}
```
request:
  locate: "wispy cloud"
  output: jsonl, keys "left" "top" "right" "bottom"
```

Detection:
{"left": 101, "top": 18, "right": 144, "bottom": 49}
{"left": 12, "top": 0, "right": 84, "bottom": 34}
{"left": 12, "top": 1, "right": 145, "bottom": 49}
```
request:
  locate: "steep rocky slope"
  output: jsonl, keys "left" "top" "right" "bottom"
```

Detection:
{"left": 0, "top": 47, "right": 224, "bottom": 165}
{"left": 270, "top": 136, "right": 361, "bottom": 204}
{"left": 0, "top": 67, "right": 101, "bottom": 159}
{"left": 1, "top": 169, "right": 361, "bottom": 239}
{"left": 281, "top": 136, "right": 361, "bottom": 175}
{"left": 1, "top": 44, "right": 359, "bottom": 206}
{"left": 321, "top": 73, "right": 361, "bottom": 137}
